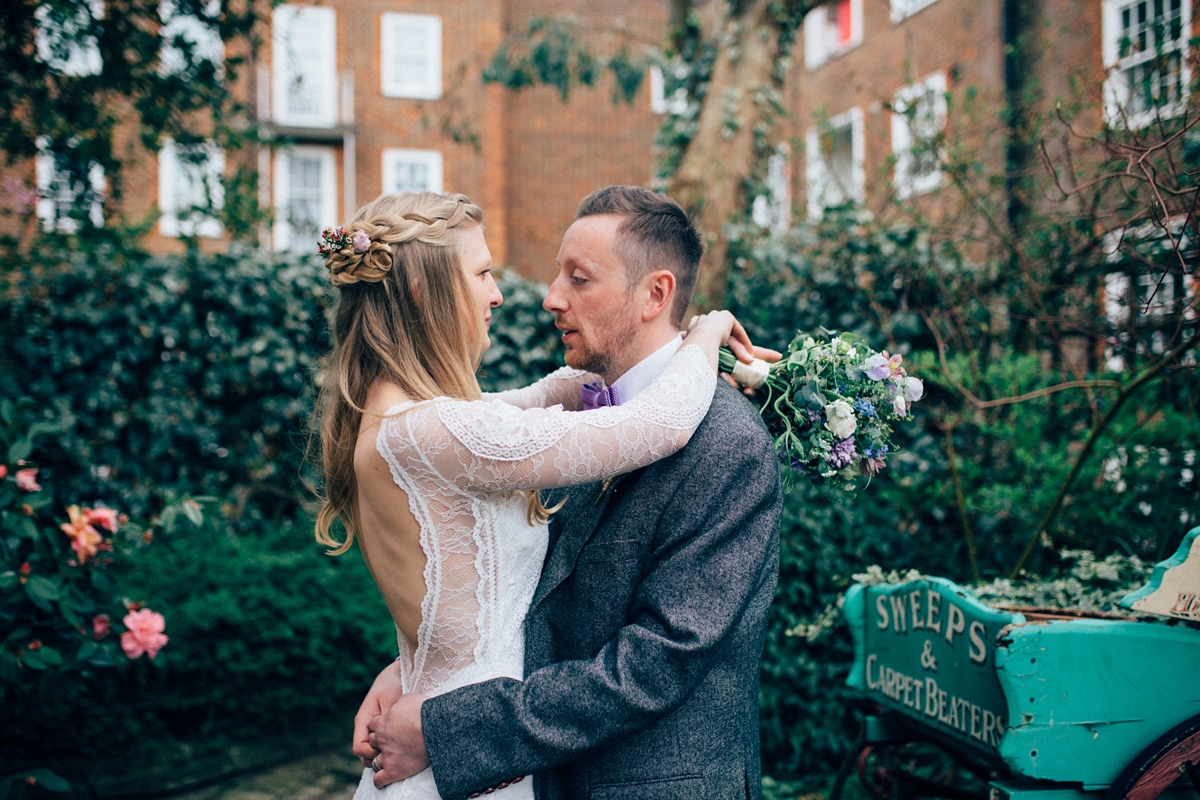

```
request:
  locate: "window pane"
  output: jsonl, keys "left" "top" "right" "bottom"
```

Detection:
{"left": 390, "top": 23, "right": 429, "bottom": 78}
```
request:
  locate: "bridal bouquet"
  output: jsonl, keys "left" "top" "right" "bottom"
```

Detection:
{"left": 718, "top": 332, "right": 923, "bottom": 493}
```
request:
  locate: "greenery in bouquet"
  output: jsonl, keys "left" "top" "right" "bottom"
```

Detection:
{"left": 720, "top": 332, "right": 924, "bottom": 492}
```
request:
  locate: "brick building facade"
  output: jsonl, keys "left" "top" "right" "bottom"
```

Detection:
{"left": 15, "top": 0, "right": 1194, "bottom": 283}
{"left": 16, "top": 0, "right": 670, "bottom": 285}
{"left": 785, "top": 0, "right": 1193, "bottom": 225}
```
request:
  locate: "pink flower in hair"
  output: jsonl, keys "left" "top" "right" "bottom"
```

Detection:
{"left": 353, "top": 230, "right": 371, "bottom": 252}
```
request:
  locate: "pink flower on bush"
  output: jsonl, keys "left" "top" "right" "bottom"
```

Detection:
{"left": 0, "top": 465, "right": 7, "bottom": 478}
{"left": 15, "top": 469, "right": 41, "bottom": 492}
{"left": 93, "top": 614, "right": 111, "bottom": 640}
{"left": 59, "top": 505, "right": 102, "bottom": 563}
{"left": 84, "top": 506, "right": 119, "bottom": 533}
{"left": 120, "top": 609, "right": 168, "bottom": 659}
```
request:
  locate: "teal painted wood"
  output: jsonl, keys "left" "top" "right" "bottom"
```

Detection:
{"left": 1121, "top": 526, "right": 1200, "bottom": 621}
{"left": 994, "top": 618, "right": 1200, "bottom": 790}
{"left": 844, "top": 578, "right": 1026, "bottom": 758}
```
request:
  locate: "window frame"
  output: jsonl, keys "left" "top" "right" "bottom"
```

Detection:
{"left": 159, "top": 0, "right": 225, "bottom": 78}
{"left": 273, "top": 146, "right": 337, "bottom": 253}
{"left": 751, "top": 143, "right": 792, "bottom": 233}
{"left": 35, "top": 143, "right": 105, "bottom": 232}
{"left": 890, "top": 0, "right": 939, "bottom": 23}
{"left": 805, "top": 107, "right": 865, "bottom": 220}
{"left": 272, "top": 5, "right": 338, "bottom": 128}
{"left": 649, "top": 64, "right": 689, "bottom": 115}
{"left": 34, "top": 0, "right": 104, "bottom": 77}
{"left": 1101, "top": 0, "right": 1192, "bottom": 129}
{"left": 804, "top": 0, "right": 864, "bottom": 70}
{"left": 380, "top": 12, "right": 442, "bottom": 100}
{"left": 381, "top": 148, "right": 444, "bottom": 195}
{"left": 891, "top": 71, "right": 948, "bottom": 200}
{"left": 158, "top": 139, "right": 225, "bottom": 239}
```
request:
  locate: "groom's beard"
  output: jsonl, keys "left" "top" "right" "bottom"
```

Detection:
{"left": 564, "top": 314, "right": 639, "bottom": 380}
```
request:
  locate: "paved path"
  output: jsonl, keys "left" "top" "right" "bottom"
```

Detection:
{"left": 166, "top": 748, "right": 364, "bottom": 800}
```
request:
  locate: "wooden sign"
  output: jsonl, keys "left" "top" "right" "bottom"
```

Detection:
{"left": 844, "top": 577, "right": 1023, "bottom": 757}
{"left": 1121, "top": 527, "right": 1200, "bottom": 621}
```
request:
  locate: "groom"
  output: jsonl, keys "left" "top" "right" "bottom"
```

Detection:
{"left": 354, "top": 186, "right": 782, "bottom": 799}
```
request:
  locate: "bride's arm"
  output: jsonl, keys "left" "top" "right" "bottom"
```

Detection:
{"left": 482, "top": 366, "right": 597, "bottom": 411}
{"left": 388, "top": 345, "right": 712, "bottom": 493}
{"left": 387, "top": 313, "right": 747, "bottom": 494}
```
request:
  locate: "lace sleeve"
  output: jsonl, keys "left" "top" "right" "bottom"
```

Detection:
{"left": 382, "top": 345, "right": 716, "bottom": 494}
{"left": 482, "top": 366, "right": 597, "bottom": 411}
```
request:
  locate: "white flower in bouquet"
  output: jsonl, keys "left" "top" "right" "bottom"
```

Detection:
{"left": 824, "top": 400, "right": 857, "bottom": 439}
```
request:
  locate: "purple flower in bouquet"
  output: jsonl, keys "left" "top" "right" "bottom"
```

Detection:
{"left": 829, "top": 437, "right": 858, "bottom": 469}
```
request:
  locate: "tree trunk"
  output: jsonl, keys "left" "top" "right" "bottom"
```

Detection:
{"left": 666, "top": 0, "right": 790, "bottom": 314}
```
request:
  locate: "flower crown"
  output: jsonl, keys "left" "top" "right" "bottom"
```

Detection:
{"left": 317, "top": 227, "right": 371, "bottom": 259}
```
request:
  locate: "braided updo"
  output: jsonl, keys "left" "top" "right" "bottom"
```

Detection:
{"left": 324, "top": 193, "right": 481, "bottom": 288}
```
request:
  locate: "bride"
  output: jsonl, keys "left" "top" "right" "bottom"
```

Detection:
{"left": 311, "top": 191, "right": 752, "bottom": 800}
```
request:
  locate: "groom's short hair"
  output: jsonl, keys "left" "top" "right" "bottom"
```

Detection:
{"left": 575, "top": 186, "right": 704, "bottom": 326}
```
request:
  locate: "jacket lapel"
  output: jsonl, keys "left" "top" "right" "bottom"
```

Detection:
{"left": 530, "top": 477, "right": 622, "bottom": 611}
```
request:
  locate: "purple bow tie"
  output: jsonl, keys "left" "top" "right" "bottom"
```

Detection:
{"left": 581, "top": 382, "right": 620, "bottom": 410}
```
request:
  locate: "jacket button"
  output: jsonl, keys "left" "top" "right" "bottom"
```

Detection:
{"left": 468, "top": 794, "right": 481, "bottom": 798}
{"left": 512, "top": 776, "right": 524, "bottom": 783}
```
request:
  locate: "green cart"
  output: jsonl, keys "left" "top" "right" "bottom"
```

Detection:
{"left": 839, "top": 529, "right": 1200, "bottom": 800}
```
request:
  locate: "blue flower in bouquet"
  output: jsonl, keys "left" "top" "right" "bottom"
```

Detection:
{"left": 862, "top": 443, "right": 889, "bottom": 476}
{"left": 852, "top": 398, "right": 878, "bottom": 418}
{"left": 829, "top": 437, "right": 858, "bottom": 469}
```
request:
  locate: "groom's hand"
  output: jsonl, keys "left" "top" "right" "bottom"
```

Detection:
{"left": 353, "top": 661, "right": 405, "bottom": 766}
{"left": 368, "top": 694, "right": 430, "bottom": 788}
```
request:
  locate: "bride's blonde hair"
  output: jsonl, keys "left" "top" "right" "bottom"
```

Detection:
{"left": 313, "top": 192, "right": 553, "bottom": 555}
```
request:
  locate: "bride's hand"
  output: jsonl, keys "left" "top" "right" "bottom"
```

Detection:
{"left": 353, "top": 660, "right": 405, "bottom": 766}
{"left": 683, "top": 310, "right": 756, "bottom": 363}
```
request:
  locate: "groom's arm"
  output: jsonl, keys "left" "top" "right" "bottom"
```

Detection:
{"left": 420, "top": 416, "right": 782, "bottom": 799}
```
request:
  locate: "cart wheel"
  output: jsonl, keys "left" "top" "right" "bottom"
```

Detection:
{"left": 1107, "top": 713, "right": 1200, "bottom": 800}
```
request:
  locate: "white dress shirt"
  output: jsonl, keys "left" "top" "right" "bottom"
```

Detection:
{"left": 611, "top": 333, "right": 684, "bottom": 404}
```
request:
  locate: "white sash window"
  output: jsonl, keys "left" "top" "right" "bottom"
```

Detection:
{"left": 274, "top": 146, "right": 337, "bottom": 252}
{"left": 159, "top": 139, "right": 225, "bottom": 238}
{"left": 35, "top": 0, "right": 104, "bottom": 77}
{"left": 806, "top": 108, "right": 864, "bottom": 219}
{"left": 891, "top": 72, "right": 947, "bottom": 199}
{"left": 35, "top": 141, "right": 105, "bottom": 232}
{"left": 804, "top": 0, "right": 863, "bottom": 70}
{"left": 159, "top": 0, "right": 224, "bottom": 77}
{"left": 890, "top": 0, "right": 939, "bottom": 22}
{"left": 272, "top": 5, "right": 338, "bottom": 127}
{"left": 752, "top": 144, "right": 792, "bottom": 233}
{"left": 382, "top": 149, "right": 443, "bottom": 194}
{"left": 381, "top": 13, "right": 442, "bottom": 99}
{"left": 1102, "top": 0, "right": 1191, "bottom": 127}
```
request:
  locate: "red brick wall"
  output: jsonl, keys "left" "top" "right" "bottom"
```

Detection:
{"left": 788, "top": 0, "right": 1008, "bottom": 219}
{"left": 500, "top": 0, "right": 669, "bottom": 283}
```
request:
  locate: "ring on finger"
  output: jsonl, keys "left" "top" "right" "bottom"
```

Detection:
{"left": 373, "top": 756, "right": 382, "bottom": 771}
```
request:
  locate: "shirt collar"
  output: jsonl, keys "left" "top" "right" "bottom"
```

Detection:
{"left": 611, "top": 334, "right": 683, "bottom": 404}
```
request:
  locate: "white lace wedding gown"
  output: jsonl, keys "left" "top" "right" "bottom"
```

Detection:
{"left": 353, "top": 344, "right": 715, "bottom": 800}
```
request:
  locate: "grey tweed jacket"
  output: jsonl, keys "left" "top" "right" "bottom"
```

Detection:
{"left": 421, "top": 380, "right": 783, "bottom": 800}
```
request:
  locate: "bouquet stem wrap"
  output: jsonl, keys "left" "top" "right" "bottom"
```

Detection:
{"left": 718, "top": 333, "right": 923, "bottom": 493}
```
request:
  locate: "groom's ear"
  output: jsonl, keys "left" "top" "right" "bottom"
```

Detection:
{"left": 639, "top": 269, "right": 677, "bottom": 323}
